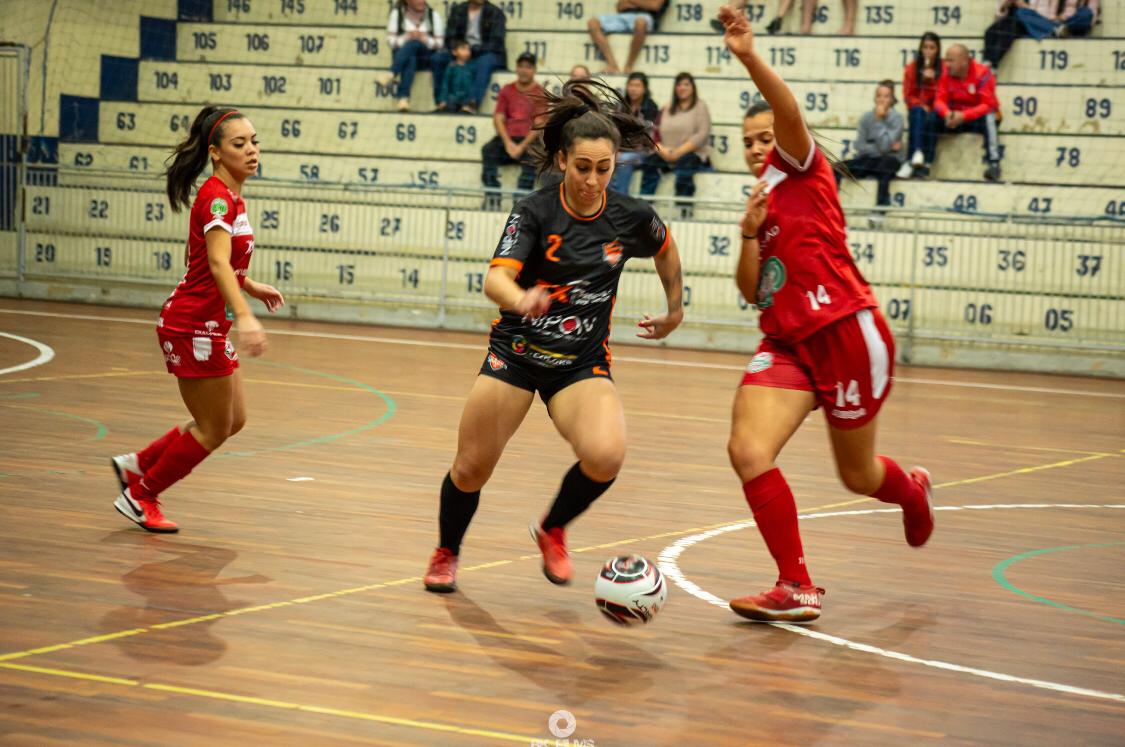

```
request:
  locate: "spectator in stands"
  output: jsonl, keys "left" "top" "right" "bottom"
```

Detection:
{"left": 983, "top": 1, "right": 1097, "bottom": 69}
{"left": 711, "top": 0, "right": 859, "bottom": 36}
{"left": 480, "top": 52, "right": 544, "bottom": 204}
{"left": 386, "top": 0, "right": 445, "bottom": 113}
{"left": 899, "top": 31, "right": 943, "bottom": 178}
{"left": 935, "top": 44, "right": 1002, "bottom": 182}
{"left": 437, "top": 39, "right": 475, "bottom": 112}
{"left": 640, "top": 72, "right": 711, "bottom": 217}
{"left": 609, "top": 72, "right": 659, "bottom": 194}
{"left": 587, "top": 1, "right": 670, "bottom": 74}
{"left": 569, "top": 64, "right": 591, "bottom": 80}
{"left": 838, "top": 80, "right": 904, "bottom": 208}
{"left": 433, "top": 0, "right": 508, "bottom": 114}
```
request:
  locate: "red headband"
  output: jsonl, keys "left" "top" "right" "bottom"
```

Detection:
{"left": 208, "top": 110, "right": 240, "bottom": 145}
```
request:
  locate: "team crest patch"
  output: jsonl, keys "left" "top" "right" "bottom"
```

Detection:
{"left": 487, "top": 353, "right": 506, "bottom": 371}
{"left": 747, "top": 352, "right": 773, "bottom": 374}
{"left": 511, "top": 336, "right": 528, "bottom": 355}
{"left": 209, "top": 198, "right": 229, "bottom": 217}
{"left": 756, "top": 256, "right": 787, "bottom": 309}
{"left": 224, "top": 340, "right": 238, "bottom": 361}
{"left": 603, "top": 240, "right": 623, "bottom": 267}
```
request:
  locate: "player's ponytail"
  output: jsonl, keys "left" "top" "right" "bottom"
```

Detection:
{"left": 164, "top": 105, "right": 243, "bottom": 213}
{"left": 532, "top": 78, "right": 652, "bottom": 176}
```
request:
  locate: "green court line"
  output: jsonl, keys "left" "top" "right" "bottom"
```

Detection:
{"left": 992, "top": 542, "right": 1125, "bottom": 626}
{"left": 215, "top": 359, "right": 397, "bottom": 459}
{"left": 0, "top": 402, "right": 107, "bottom": 441}
{"left": 0, "top": 392, "right": 40, "bottom": 400}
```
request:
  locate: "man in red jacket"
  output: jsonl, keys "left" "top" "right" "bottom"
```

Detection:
{"left": 935, "top": 44, "right": 1002, "bottom": 182}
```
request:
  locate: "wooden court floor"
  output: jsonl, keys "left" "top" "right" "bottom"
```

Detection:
{"left": 0, "top": 299, "right": 1122, "bottom": 746}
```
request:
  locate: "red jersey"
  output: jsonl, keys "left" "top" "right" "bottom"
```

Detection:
{"left": 754, "top": 145, "right": 876, "bottom": 344}
{"left": 934, "top": 60, "right": 998, "bottom": 123}
{"left": 159, "top": 176, "right": 253, "bottom": 337}
{"left": 903, "top": 60, "right": 939, "bottom": 110}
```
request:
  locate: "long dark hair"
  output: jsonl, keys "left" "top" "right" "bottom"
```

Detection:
{"left": 532, "top": 78, "right": 652, "bottom": 176}
{"left": 669, "top": 72, "right": 697, "bottom": 112}
{"left": 164, "top": 106, "right": 244, "bottom": 213}
{"left": 914, "top": 31, "right": 942, "bottom": 88}
{"left": 625, "top": 71, "right": 650, "bottom": 108}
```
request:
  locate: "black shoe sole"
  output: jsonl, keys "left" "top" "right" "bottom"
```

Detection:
{"left": 424, "top": 582, "right": 457, "bottom": 593}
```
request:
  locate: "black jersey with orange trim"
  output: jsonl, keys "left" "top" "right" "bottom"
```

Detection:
{"left": 488, "top": 183, "right": 670, "bottom": 370}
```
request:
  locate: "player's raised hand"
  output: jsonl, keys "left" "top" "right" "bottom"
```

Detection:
{"left": 636, "top": 310, "right": 683, "bottom": 340}
{"left": 720, "top": 4, "right": 755, "bottom": 59}
{"left": 741, "top": 180, "right": 768, "bottom": 237}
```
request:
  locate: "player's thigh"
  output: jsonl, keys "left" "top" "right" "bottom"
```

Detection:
{"left": 547, "top": 377, "right": 626, "bottom": 477}
{"left": 729, "top": 385, "right": 815, "bottom": 482}
{"left": 177, "top": 374, "right": 235, "bottom": 439}
{"left": 454, "top": 374, "right": 534, "bottom": 481}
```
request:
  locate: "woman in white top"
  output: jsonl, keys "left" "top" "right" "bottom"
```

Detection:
{"left": 387, "top": 0, "right": 445, "bottom": 112}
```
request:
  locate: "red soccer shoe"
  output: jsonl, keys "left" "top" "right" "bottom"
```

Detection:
{"left": 729, "top": 581, "right": 825, "bottom": 623}
{"left": 114, "top": 488, "right": 179, "bottom": 533}
{"left": 530, "top": 522, "right": 572, "bottom": 585}
{"left": 905, "top": 466, "right": 935, "bottom": 547}
{"left": 423, "top": 547, "right": 459, "bottom": 593}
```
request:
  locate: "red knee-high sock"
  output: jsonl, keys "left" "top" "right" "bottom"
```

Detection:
{"left": 743, "top": 467, "right": 812, "bottom": 586}
{"left": 870, "top": 456, "right": 924, "bottom": 507}
{"left": 134, "top": 430, "right": 211, "bottom": 501}
{"left": 137, "top": 426, "right": 182, "bottom": 472}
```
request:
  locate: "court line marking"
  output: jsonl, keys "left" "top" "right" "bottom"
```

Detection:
{"left": 0, "top": 403, "right": 108, "bottom": 440}
{"left": 657, "top": 504, "right": 1125, "bottom": 704}
{"left": 2, "top": 308, "right": 1123, "bottom": 399}
{"left": 0, "top": 662, "right": 536, "bottom": 744}
{"left": 0, "top": 453, "right": 1105, "bottom": 664}
{"left": 992, "top": 542, "right": 1125, "bottom": 625}
{"left": 0, "top": 331, "right": 55, "bottom": 376}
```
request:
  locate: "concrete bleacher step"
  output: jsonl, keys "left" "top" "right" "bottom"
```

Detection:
{"left": 25, "top": 184, "right": 1122, "bottom": 303}
{"left": 177, "top": 23, "right": 1125, "bottom": 86}
{"left": 93, "top": 100, "right": 1125, "bottom": 186}
{"left": 57, "top": 142, "right": 1125, "bottom": 220}
{"left": 210, "top": 0, "right": 1125, "bottom": 37}
{"left": 136, "top": 60, "right": 1125, "bottom": 137}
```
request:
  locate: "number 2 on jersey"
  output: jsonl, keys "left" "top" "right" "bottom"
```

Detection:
{"left": 806, "top": 284, "right": 831, "bottom": 311}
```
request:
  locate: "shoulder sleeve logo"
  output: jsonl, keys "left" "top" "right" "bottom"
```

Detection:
{"left": 209, "top": 198, "right": 229, "bottom": 217}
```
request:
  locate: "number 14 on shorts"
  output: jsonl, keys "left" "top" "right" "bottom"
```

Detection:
{"left": 807, "top": 284, "right": 831, "bottom": 311}
{"left": 836, "top": 379, "right": 861, "bottom": 408}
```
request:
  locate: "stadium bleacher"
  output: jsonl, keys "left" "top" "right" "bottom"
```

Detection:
{"left": 1, "top": 0, "right": 1122, "bottom": 362}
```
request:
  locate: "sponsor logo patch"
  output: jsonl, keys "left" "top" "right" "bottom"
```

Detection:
{"left": 499, "top": 213, "right": 521, "bottom": 256}
{"left": 603, "top": 239, "right": 623, "bottom": 267}
{"left": 747, "top": 351, "right": 773, "bottom": 374}
{"left": 209, "top": 198, "right": 229, "bottom": 217}
{"left": 756, "top": 256, "right": 787, "bottom": 309}
{"left": 224, "top": 340, "right": 238, "bottom": 362}
{"left": 830, "top": 407, "right": 867, "bottom": 420}
{"left": 511, "top": 336, "right": 528, "bottom": 355}
{"left": 487, "top": 353, "right": 506, "bottom": 371}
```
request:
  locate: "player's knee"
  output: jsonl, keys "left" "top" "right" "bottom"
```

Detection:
{"left": 227, "top": 414, "right": 246, "bottom": 438}
{"left": 580, "top": 445, "right": 625, "bottom": 483}
{"left": 727, "top": 437, "right": 772, "bottom": 482}
{"left": 838, "top": 464, "right": 880, "bottom": 495}
{"left": 450, "top": 457, "right": 492, "bottom": 493}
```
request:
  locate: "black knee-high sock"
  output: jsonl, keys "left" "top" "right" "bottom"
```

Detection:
{"left": 542, "top": 462, "right": 615, "bottom": 531}
{"left": 439, "top": 472, "right": 480, "bottom": 556}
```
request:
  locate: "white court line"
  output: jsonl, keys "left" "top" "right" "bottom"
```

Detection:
{"left": 657, "top": 504, "right": 1125, "bottom": 704}
{"left": 0, "top": 332, "right": 55, "bottom": 376}
{"left": 1, "top": 308, "right": 1123, "bottom": 398}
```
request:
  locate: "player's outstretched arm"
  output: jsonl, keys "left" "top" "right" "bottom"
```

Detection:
{"left": 719, "top": 4, "right": 813, "bottom": 164}
{"left": 637, "top": 237, "right": 684, "bottom": 340}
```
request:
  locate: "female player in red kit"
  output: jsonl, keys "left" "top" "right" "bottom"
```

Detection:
{"left": 110, "top": 106, "right": 284, "bottom": 533}
{"left": 717, "top": 6, "right": 934, "bottom": 622}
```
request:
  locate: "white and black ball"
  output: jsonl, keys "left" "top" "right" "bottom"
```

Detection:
{"left": 594, "top": 555, "right": 667, "bottom": 625}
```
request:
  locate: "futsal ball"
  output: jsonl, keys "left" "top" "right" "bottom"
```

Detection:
{"left": 595, "top": 555, "right": 667, "bottom": 625}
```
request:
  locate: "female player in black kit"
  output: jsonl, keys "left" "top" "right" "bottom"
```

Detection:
{"left": 424, "top": 80, "right": 685, "bottom": 592}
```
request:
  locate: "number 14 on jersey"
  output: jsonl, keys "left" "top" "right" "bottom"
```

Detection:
{"left": 807, "top": 284, "right": 831, "bottom": 311}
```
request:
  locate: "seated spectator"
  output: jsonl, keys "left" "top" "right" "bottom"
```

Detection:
{"left": 640, "top": 72, "right": 711, "bottom": 217}
{"left": 935, "top": 44, "right": 1002, "bottom": 181}
{"left": 587, "top": 1, "right": 669, "bottom": 74}
{"left": 838, "top": 80, "right": 904, "bottom": 207}
{"left": 899, "top": 31, "right": 943, "bottom": 178}
{"left": 432, "top": 0, "right": 507, "bottom": 114}
{"left": 437, "top": 39, "right": 474, "bottom": 112}
{"left": 609, "top": 72, "right": 659, "bottom": 194}
{"left": 480, "top": 52, "right": 544, "bottom": 203}
{"left": 1017, "top": 0, "right": 1098, "bottom": 38}
{"left": 569, "top": 64, "right": 591, "bottom": 80}
{"left": 386, "top": 0, "right": 445, "bottom": 113}
{"left": 713, "top": 0, "right": 858, "bottom": 35}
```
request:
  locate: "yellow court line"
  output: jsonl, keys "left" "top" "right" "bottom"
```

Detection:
{"left": 947, "top": 438, "right": 1119, "bottom": 458}
{"left": 0, "top": 662, "right": 535, "bottom": 744}
{"left": 935, "top": 453, "right": 1114, "bottom": 489}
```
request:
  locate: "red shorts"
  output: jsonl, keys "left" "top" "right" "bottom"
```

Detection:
{"left": 740, "top": 308, "right": 895, "bottom": 429}
{"left": 158, "top": 331, "right": 239, "bottom": 378}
